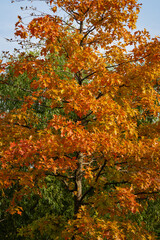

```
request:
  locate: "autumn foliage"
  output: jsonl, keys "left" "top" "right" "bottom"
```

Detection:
{"left": 0, "top": 0, "right": 160, "bottom": 239}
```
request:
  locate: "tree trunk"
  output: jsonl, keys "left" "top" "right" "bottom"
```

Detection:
{"left": 74, "top": 152, "right": 84, "bottom": 215}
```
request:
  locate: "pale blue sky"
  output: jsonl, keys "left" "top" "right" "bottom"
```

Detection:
{"left": 0, "top": 0, "right": 160, "bottom": 53}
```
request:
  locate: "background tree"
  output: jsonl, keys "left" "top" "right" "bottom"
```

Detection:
{"left": 0, "top": 0, "right": 160, "bottom": 239}
{"left": 0, "top": 51, "right": 74, "bottom": 239}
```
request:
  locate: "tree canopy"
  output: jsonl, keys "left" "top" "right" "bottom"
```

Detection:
{"left": 0, "top": 0, "right": 160, "bottom": 239}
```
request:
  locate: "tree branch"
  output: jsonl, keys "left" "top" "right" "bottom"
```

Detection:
{"left": 80, "top": 159, "right": 107, "bottom": 203}
{"left": 0, "top": 79, "right": 32, "bottom": 93}
{"left": 105, "top": 54, "right": 151, "bottom": 70}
